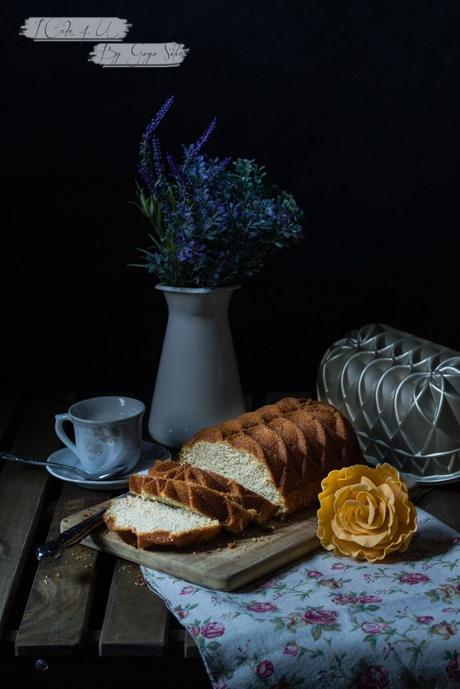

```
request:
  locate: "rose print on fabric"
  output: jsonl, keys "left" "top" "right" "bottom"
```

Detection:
{"left": 318, "top": 578, "right": 343, "bottom": 589}
{"left": 361, "top": 622, "right": 390, "bottom": 635}
{"left": 140, "top": 508, "right": 460, "bottom": 689}
{"left": 247, "top": 601, "right": 278, "bottom": 613}
{"left": 425, "top": 578, "right": 460, "bottom": 603}
{"left": 332, "top": 594, "right": 359, "bottom": 605}
{"left": 283, "top": 641, "right": 299, "bottom": 657}
{"left": 303, "top": 609, "right": 337, "bottom": 625}
{"left": 430, "top": 622, "right": 457, "bottom": 640}
{"left": 202, "top": 622, "right": 226, "bottom": 639}
{"left": 399, "top": 573, "right": 431, "bottom": 585}
{"left": 174, "top": 601, "right": 198, "bottom": 620}
{"left": 359, "top": 596, "right": 383, "bottom": 604}
{"left": 256, "top": 660, "right": 274, "bottom": 679}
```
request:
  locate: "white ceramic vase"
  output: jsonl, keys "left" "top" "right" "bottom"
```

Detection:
{"left": 148, "top": 285, "right": 245, "bottom": 447}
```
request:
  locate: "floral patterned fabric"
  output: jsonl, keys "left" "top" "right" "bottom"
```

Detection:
{"left": 141, "top": 509, "right": 460, "bottom": 688}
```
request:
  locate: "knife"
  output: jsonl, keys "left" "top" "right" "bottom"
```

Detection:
{"left": 35, "top": 492, "right": 129, "bottom": 561}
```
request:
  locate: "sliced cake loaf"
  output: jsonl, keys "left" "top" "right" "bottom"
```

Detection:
{"left": 103, "top": 494, "right": 220, "bottom": 548}
{"left": 129, "top": 473, "right": 254, "bottom": 533}
{"left": 180, "top": 397, "right": 362, "bottom": 515}
{"left": 145, "top": 460, "right": 278, "bottom": 524}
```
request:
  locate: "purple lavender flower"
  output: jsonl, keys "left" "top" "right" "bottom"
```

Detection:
{"left": 134, "top": 103, "right": 303, "bottom": 288}
{"left": 152, "top": 137, "right": 165, "bottom": 183}
{"left": 138, "top": 157, "right": 156, "bottom": 194}
{"left": 190, "top": 117, "right": 217, "bottom": 158}
{"left": 139, "top": 95, "right": 174, "bottom": 160}
{"left": 166, "top": 152, "right": 186, "bottom": 185}
{"left": 209, "top": 156, "right": 231, "bottom": 180}
{"left": 176, "top": 235, "right": 206, "bottom": 263}
{"left": 138, "top": 95, "right": 174, "bottom": 191}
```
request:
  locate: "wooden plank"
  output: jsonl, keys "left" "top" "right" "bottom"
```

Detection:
{"left": 0, "top": 393, "right": 75, "bottom": 637}
{"left": 184, "top": 631, "right": 199, "bottom": 658}
{"left": 62, "top": 501, "right": 319, "bottom": 591}
{"left": 99, "top": 559, "right": 169, "bottom": 656}
{"left": 15, "top": 482, "right": 112, "bottom": 656}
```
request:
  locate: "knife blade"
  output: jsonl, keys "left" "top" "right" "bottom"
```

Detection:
{"left": 35, "top": 492, "right": 129, "bottom": 561}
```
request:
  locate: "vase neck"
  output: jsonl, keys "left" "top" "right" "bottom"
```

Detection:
{"left": 161, "top": 288, "right": 236, "bottom": 317}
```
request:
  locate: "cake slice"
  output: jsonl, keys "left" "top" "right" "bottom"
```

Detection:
{"left": 179, "top": 397, "right": 362, "bottom": 514}
{"left": 129, "top": 473, "right": 254, "bottom": 533}
{"left": 144, "top": 460, "right": 278, "bottom": 524}
{"left": 103, "top": 494, "right": 220, "bottom": 548}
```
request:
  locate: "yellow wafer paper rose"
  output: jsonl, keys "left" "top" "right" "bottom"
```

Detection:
{"left": 316, "top": 463, "right": 417, "bottom": 562}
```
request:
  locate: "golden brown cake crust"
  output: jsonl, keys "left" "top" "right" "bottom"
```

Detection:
{"left": 180, "top": 397, "right": 362, "bottom": 514}
{"left": 146, "top": 460, "right": 278, "bottom": 524}
{"left": 131, "top": 474, "right": 254, "bottom": 533}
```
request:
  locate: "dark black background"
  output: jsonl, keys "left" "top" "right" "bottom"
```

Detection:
{"left": 3, "top": 0, "right": 460, "bottom": 399}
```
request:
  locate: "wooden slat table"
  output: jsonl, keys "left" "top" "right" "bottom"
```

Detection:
{"left": 1, "top": 392, "right": 459, "bottom": 688}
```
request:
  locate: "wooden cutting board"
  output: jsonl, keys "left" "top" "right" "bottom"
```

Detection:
{"left": 61, "top": 500, "right": 320, "bottom": 591}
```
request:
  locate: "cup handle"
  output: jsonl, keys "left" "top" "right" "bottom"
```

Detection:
{"left": 55, "top": 413, "right": 77, "bottom": 456}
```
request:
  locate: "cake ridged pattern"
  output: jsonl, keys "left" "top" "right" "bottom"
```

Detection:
{"left": 146, "top": 461, "right": 278, "bottom": 522}
{"left": 183, "top": 397, "right": 363, "bottom": 513}
{"left": 132, "top": 474, "right": 253, "bottom": 533}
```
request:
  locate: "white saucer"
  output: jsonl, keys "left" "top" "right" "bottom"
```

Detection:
{"left": 46, "top": 441, "right": 172, "bottom": 490}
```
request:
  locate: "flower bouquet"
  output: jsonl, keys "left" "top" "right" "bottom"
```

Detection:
{"left": 134, "top": 95, "right": 303, "bottom": 288}
{"left": 133, "top": 96, "right": 304, "bottom": 446}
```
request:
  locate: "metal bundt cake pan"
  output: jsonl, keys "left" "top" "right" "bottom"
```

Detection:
{"left": 317, "top": 323, "right": 460, "bottom": 484}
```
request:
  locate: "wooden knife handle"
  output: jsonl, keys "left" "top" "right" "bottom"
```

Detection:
{"left": 35, "top": 509, "right": 106, "bottom": 561}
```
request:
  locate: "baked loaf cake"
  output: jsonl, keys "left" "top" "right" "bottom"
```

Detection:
{"left": 145, "top": 460, "right": 278, "bottom": 524}
{"left": 129, "top": 473, "right": 254, "bottom": 533}
{"left": 180, "top": 397, "right": 362, "bottom": 514}
{"left": 103, "top": 494, "right": 220, "bottom": 548}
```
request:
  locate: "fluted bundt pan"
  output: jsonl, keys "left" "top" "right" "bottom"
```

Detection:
{"left": 317, "top": 323, "right": 460, "bottom": 484}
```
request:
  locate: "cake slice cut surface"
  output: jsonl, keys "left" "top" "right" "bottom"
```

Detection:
{"left": 130, "top": 474, "right": 254, "bottom": 533}
{"left": 104, "top": 494, "right": 221, "bottom": 549}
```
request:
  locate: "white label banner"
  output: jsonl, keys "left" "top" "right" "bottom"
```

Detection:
{"left": 89, "top": 42, "right": 189, "bottom": 68}
{"left": 20, "top": 17, "right": 131, "bottom": 41}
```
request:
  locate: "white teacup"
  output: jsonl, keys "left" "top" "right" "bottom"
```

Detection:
{"left": 55, "top": 396, "right": 145, "bottom": 475}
